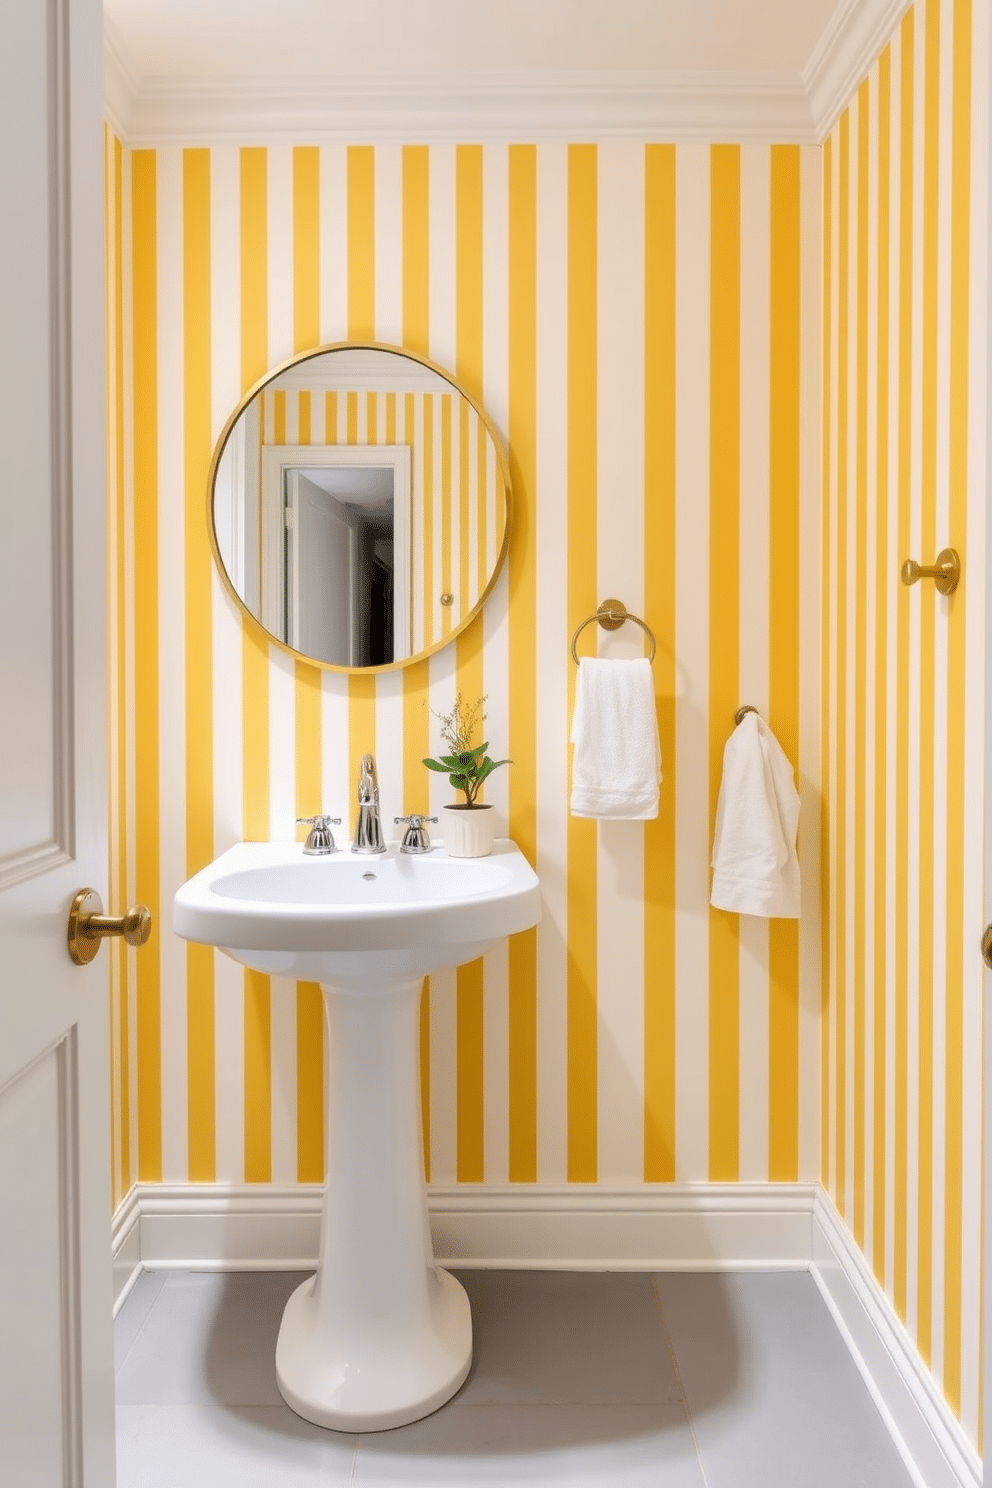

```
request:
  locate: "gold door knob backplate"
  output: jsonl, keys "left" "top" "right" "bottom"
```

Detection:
{"left": 68, "top": 888, "right": 152, "bottom": 966}
{"left": 982, "top": 925, "right": 992, "bottom": 972}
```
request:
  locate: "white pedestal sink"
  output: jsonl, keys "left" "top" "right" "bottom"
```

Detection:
{"left": 173, "top": 839, "right": 541, "bottom": 1431}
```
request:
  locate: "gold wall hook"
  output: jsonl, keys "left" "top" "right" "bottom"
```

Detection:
{"left": 900, "top": 547, "right": 961, "bottom": 595}
{"left": 68, "top": 888, "right": 152, "bottom": 966}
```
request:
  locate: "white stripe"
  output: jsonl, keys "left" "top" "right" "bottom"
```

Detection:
{"left": 534, "top": 141, "right": 570, "bottom": 1184}
{"left": 120, "top": 143, "right": 139, "bottom": 1193}
{"left": 319, "top": 146, "right": 348, "bottom": 343}
{"left": 863, "top": 73, "right": 880, "bottom": 1275}
{"left": 826, "top": 125, "right": 840, "bottom": 1203}
{"left": 883, "top": 26, "right": 902, "bottom": 1301}
{"left": 595, "top": 140, "right": 646, "bottom": 1184}
{"left": 428, "top": 143, "right": 456, "bottom": 374}
{"left": 156, "top": 146, "right": 189, "bottom": 1184}
{"left": 904, "top": 0, "right": 927, "bottom": 1338}
{"left": 320, "top": 675, "right": 350, "bottom": 839}
{"left": 267, "top": 145, "right": 295, "bottom": 366}
{"left": 481, "top": 142, "right": 511, "bottom": 1187}
{"left": 959, "top": 0, "right": 989, "bottom": 1440}
{"left": 737, "top": 141, "right": 771, "bottom": 1185}
{"left": 798, "top": 141, "right": 824, "bottom": 1185}
{"left": 674, "top": 141, "right": 711, "bottom": 1182}
{"left": 928, "top": 0, "right": 958, "bottom": 1387}
{"left": 842, "top": 96, "right": 859, "bottom": 1234}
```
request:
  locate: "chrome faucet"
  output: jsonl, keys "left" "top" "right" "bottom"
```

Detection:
{"left": 352, "top": 753, "right": 387, "bottom": 855}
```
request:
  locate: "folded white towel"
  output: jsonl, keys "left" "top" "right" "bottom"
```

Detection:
{"left": 570, "top": 657, "right": 661, "bottom": 820}
{"left": 710, "top": 712, "right": 801, "bottom": 918}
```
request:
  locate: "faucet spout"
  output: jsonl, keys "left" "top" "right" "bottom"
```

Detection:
{"left": 352, "top": 753, "right": 387, "bottom": 855}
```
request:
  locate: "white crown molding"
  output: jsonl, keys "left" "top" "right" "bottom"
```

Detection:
{"left": 102, "top": 16, "right": 138, "bottom": 140}
{"left": 804, "top": 0, "right": 914, "bottom": 141}
{"left": 102, "top": 58, "right": 817, "bottom": 145}
{"left": 811, "top": 1192, "right": 980, "bottom": 1488}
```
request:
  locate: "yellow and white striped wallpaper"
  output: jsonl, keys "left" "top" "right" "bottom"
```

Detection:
{"left": 822, "top": 0, "right": 986, "bottom": 1445}
{"left": 105, "top": 136, "right": 823, "bottom": 1209}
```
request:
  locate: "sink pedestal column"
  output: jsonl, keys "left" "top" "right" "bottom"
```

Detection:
{"left": 275, "top": 975, "right": 472, "bottom": 1431}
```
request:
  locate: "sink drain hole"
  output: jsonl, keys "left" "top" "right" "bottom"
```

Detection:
{"left": 362, "top": 872, "right": 376, "bottom": 881}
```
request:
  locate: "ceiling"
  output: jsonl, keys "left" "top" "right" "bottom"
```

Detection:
{"left": 105, "top": 0, "right": 840, "bottom": 83}
{"left": 102, "top": 0, "right": 906, "bottom": 142}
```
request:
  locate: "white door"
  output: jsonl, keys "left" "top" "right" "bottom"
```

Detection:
{"left": 0, "top": 0, "right": 117, "bottom": 1482}
{"left": 287, "top": 471, "right": 359, "bottom": 665}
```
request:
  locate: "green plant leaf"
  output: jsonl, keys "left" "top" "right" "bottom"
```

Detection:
{"left": 422, "top": 758, "right": 451, "bottom": 772}
{"left": 449, "top": 773, "right": 469, "bottom": 791}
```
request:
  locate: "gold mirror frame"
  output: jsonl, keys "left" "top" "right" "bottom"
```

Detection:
{"left": 207, "top": 340, "right": 512, "bottom": 674}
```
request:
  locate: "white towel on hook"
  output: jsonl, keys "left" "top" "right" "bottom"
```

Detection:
{"left": 710, "top": 711, "right": 801, "bottom": 918}
{"left": 570, "top": 657, "right": 661, "bottom": 820}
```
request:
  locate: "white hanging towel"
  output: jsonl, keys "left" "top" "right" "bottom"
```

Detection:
{"left": 570, "top": 657, "right": 661, "bottom": 820}
{"left": 710, "top": 711, "right": 801, "bottom": 918}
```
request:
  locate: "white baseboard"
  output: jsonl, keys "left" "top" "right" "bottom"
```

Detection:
{"left": 810, "top": 1191, "right": 981, "bottom": 1488}
{"left": 111, "top": 1180, "right": 980, "bottom": 1488}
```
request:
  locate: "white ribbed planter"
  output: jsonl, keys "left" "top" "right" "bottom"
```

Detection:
{"left": 442, "top": 804, "right": 495, "bottom": 858}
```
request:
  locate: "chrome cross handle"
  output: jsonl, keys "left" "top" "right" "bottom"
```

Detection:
{"left": 297, "top": 815, "right": 342, "bottom": 855}
{"left": 394, "top": 814, "right": 438, "bottom": 855}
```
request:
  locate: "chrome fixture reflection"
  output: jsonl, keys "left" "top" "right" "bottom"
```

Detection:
{"left": 297, "top": 815, "right": 342, "bottom": 855}
{"left": 353, "top": 755, "right": 386, "bottom": 855}
{"left": 394, "top": 814, "right": 438, "bottom": 855}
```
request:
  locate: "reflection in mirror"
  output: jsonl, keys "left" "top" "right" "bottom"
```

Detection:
{"left": 211, "top": 345, "right": 510, "bottom": 672}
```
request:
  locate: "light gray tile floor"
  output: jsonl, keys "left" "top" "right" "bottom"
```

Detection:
{"left": 115, "top": 1268, "right": 917, "bottom": 1487}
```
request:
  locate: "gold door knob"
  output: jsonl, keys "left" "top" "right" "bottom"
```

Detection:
{"left": 68, "top": 888, "right": 152, "bottom": 966}
{"left": 982, "top": 925, "right": 992, "bottom": 972}
{"left": 900, "top": 547, "right": 961, "bottom": 595}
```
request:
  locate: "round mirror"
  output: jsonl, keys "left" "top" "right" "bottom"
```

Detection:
{"left": 209, "top": 342, "right": 511, "bottom": 672}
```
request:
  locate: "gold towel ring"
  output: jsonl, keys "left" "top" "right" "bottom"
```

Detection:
{"left": 571, "top": 599, "right": 657, "bottom": 665}
{"left": 735, "top": 705, "right": 760, "bottom": 726}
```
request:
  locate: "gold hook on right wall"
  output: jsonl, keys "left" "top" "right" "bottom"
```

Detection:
{"left": 900, "top": 547, "right": 961, "bottom": 595}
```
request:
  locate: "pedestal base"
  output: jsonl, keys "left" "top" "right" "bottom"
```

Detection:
{"left": 274, "top": 975, "right": 472, "bottom": 1431}
{"left": 276, "top": 1265, "right": 472, "bottom": 1431}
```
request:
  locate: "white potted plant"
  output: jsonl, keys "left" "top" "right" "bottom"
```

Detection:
{"left": 423, "top": 695, "right": 511, "bottom": 858}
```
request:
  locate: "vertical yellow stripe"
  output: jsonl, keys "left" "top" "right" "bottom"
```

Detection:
{"left": 768, "top": 145, "right": 802, "bottom": 1183}
{"left": 566, "top": 144, "right": 598, "bottom": 1182}
{"left": 183, "top": 149, "right": 215, "bottom": 1182}
{"left": 942, "top": 0, "right": 972, "bottom": 1415}
{"left": 821, "top": 133, "right": 833, "bottom": 1190}
{"left": 708, "top": 144, "right": 741, "bottom": 1182}
{"left": 873, "top": 44, "right": 892, "bottom": 1283}
{"left": 400, "top": 148, "right": 432, "bottom": 1176}
{"left": 454, "top": 145, "right": 486, "bottom": 1182}
{"left": 507, "top": 144, "right": 538, "bottom": 1182}
{"left": 403, "top": 147, "right": 430, "bottom": 358}
{"left": 853, "top": 83, "right": 870, "bottom": 1250}
{"left": 131, "top": 150, "right": 162, "bottom": 1183}
{"left": 240, "top": 147, "right": 272, "bottom": 1181}
{"left": 292, "top": 143, "right": 325, "bottom": 1186}
{"left": 274, "top": 390, "right": 287, "bottom": 445}
{"left": 894, "top": 10, "right": 914, "bottom": 1321}
{"left": 348, "top": 146, "right": 375, "bottom": 341}
{"left": 916, "top": 0, "right": 942, "bottom": 1368}
{"left": 643, "top": 143, "right": 677, "bottom": 1182}
{"left": 243, "top": 970, "right": 271, "bottom": 1181}
{"left": 459, "top": 399, "right": 471, "bottom": 614}
{"left": 835, "top": 111, "right": 850, "bottom": 1216}
{"left": 293, "top": 146, "right": 320, "bottom": 353}
{"left": 113, "top": 134, "right": 131, "bottom": 1199}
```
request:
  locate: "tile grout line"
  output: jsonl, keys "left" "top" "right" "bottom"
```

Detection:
{"left": 649, "top": 1275, "right": 711, "bottom": 1488}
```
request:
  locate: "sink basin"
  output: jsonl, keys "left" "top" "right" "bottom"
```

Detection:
{"left": 173, "top": 836, "right": 541, "bottom": 1434}
{"left": 173, "top": 838, "right": 540, "bottom": 981}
